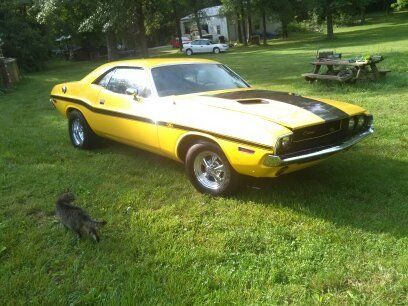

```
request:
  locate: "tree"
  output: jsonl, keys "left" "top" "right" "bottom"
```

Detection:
{"left": 0, "top": 0, "right": 50, "bottom": 71}
{"left": 309, "top": 0, "right": 350, "bottom": 40}
{"left": 352, "top": 0, "right": 375, "bottom": 24}
{"left": 221, "top": 0, "right": 248, "bottom": 44}
{"left": 36, "top": 0, "right": 159, "bottom": 59}
{"left": 168, "top": 0, "right": 189, "bottom": 51}
{"left": 252, "top": 0, "right": 273, "bottom": 45}
{"left": 253, "top": 0, "right": 307, "bottom": 42}
{"left": 271, "top": 0, "right": 297, "bottom": 39}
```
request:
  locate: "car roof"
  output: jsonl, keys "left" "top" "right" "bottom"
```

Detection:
{"left": 82, "top": 58, "right": 219, "bottom": 82}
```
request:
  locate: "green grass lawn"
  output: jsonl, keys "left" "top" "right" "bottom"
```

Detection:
{"left": 1, "top": 12, "right": 407, "bottom": 304}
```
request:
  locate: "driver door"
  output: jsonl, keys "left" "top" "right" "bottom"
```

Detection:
{"left": 203, "top": 40, "right": 213, "bottom": 52}
{"left": 92, "top": 67, "right": 159, "bottom": 150}
{"left": 194, "top": 40, "right": 206, "bottom": 53}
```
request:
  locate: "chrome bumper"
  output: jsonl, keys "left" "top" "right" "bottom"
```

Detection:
{"left": 264, "top": 128, "right": 374, "bottom": 167}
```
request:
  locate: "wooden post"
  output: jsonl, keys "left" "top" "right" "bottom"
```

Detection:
{"left": 313, "top": 64, "right": 321, "bottom": 74}
{"left": 370, "top": 63, "right": 380, "bottom": 80}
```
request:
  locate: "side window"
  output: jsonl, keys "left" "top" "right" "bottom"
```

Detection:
{"left": 106, "top": 68, "right": 151, "bottom": 97}
{"left": 97, "top": 69, "right": 115, "bottom": 88}
{"left": 191, "top": 40, "right": 199, "bottom": 45}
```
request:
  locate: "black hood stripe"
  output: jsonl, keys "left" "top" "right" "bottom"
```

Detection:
{"left": 204, "top": 90, "right": 348, "bottom": 122}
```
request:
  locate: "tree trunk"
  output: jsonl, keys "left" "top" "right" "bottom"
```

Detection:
{"left": 384, "top": 0, "right": 390, "bottom": 16}
{"left": 106, "top": 30, "right": 118, "bottom": 61}
{"left": 326, "top": 11, "right": 334, "bottom": 40}
{"left": 281, "top": 20, "right": 289, "bottom": 39}
{"left": 136, "top": 2, "right": 148, "bottom": 57}
{"left": 240, "top": 6, "right": 247, "bottom": 46}
{"left": 175, "top": 16, "right": 183, "bottom": 51}
{"left": 171, "top": 1, "right": 183, "bottom": 51}
{"left": 360, "top": 5, "right": 366, "bottom": 24}
{"left": 262, "top": 9, "right": 267, "bottom": 46}
{"left": 195, "top": 12, "right": 202, "bottom": 38}
{"left": 237, "top": 14, "right": 243, "bottom": 43}
{"left": 247, "top": 14, "right": 253, "bottom": 44}
{"left": 0, "top": 58, "right": 11, "bottom": 88}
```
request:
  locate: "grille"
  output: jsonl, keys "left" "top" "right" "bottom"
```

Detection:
{"left": 293, "top": 120, "right": 343, "bottom": 141}
{"left": 278, "top": 115, "right": 373, "bottom": 157}
{"left": 281, "top": 119, "right": 349, "bottom": 156}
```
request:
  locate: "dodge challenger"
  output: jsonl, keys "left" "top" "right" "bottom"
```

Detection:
{"left": 50, "top": 58, "right": 373, "bottom": 195}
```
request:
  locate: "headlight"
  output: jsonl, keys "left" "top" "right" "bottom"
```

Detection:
{"left": 356, "top": 116, "right": 365, "bottom": 130}
{"left": 280, "top": 136, "right": 291, "bottom": 148}
{"left": 348, "top": 117, "right": 356, "bottom": 131}
{"left": 276, "top": 135, "right": 292, "bottom": 153}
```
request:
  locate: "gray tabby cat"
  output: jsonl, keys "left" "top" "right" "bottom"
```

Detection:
{"left": 56, "top": 193, "right": 106, "bottom": 242}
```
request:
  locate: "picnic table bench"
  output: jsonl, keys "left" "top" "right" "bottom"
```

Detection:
{"left": 302, "top": 54, "right": 391, "bottom": 83}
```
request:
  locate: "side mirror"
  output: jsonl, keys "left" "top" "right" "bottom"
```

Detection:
{"left": 126, "top": 87, "right": 138, "bottom": 97}
{"left": 125, "top": 88, "right": 141, "bottom": 101}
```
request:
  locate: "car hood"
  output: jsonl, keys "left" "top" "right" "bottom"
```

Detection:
{"left": 174, "top": 88, "right": 365, "bottom": 130}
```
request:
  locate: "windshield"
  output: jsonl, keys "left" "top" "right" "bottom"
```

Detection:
{"left": 151, "top": 64, "right": 249, "bottom": 97}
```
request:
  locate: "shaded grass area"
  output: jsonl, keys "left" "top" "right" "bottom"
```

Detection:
{"left": 0, "top": 12, "right": 407, "bottom": 304}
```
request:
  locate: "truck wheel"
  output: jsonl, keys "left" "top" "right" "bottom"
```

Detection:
{"left": 185, "top": 141, "right": 240, "bottom": 196}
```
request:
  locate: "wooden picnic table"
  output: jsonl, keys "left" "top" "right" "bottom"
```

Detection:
{"left": 302, "top": 57, "right": 390, "bottom": 83}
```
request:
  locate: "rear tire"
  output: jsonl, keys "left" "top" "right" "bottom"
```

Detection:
{"left": 185, "top": 141, "right": 241, "bottom": 196}
{"left": 213, "top": 47, "right": 220, "bottom": 54}
{"left": 186, "top": 49, "right": 193, "bottom": 56}
{"left": 68, "top": 110, "right": 98, "bottom": 149}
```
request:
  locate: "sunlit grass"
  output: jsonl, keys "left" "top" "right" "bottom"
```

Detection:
{"left": 0, "top": 12, "right": 407, "bottom": 304}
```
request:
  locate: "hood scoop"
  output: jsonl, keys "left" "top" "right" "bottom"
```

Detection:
{"left": 236, "top": 98, "right": 269, "bottom": 105}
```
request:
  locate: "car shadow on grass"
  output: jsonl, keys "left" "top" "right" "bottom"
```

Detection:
{"left": 99, "top": 139, "right": 407, "bottom": 238}
{"left": 236, "top": 152, "right": 408, "bottom": 238}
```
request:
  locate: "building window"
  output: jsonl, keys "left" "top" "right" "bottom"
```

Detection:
{"left": 216, "top": 25, "right": 221, "bottom": 35}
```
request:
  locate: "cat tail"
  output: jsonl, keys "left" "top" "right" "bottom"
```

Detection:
{"left": 90, "top": 219, "right": 107, "bottom": 228}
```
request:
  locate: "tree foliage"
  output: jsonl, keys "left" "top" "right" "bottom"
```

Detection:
{"left": 0, "top": 0, "right": 50, "bottom": 71}
{"left": 392, "top": 0, "right": 408, "bottom": 10}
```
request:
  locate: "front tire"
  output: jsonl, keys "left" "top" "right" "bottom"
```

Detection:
{"left": 213, "top": 47, "right": 220, "bottom": 54}
{"left": 68, "top": 110, "right": 98, "bottom": 149}
{"left": 186, "top": 49, "right": 193, "bottom": 56}
{"left": 185, "top": 141, "right": 240, "bottom": 196}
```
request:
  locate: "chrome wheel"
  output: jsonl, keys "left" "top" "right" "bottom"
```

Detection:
{"left": 71, "top": 118, "right": 85, "bottom": 146}
{"left": 214, "top": 48, "right": 220, "bottom": 54}
{"left": 193, "top": 151, "right": 230, "bottom": 190}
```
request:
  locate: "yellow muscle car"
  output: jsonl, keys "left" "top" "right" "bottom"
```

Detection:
{"left": 50, "top": 58, "right": 373, "bottom": 195}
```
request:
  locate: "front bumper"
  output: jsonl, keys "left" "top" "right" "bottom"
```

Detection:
{"left": 264, "top": 128, "right": 374, "bottom": 167}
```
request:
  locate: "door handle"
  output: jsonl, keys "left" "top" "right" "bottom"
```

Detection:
{"left": 99, "top": 99, "right": 105, "bottom": 105}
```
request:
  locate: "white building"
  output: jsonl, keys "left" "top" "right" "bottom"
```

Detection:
{"left": 180, "top": 5, "right": 281, "bottom": 42}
